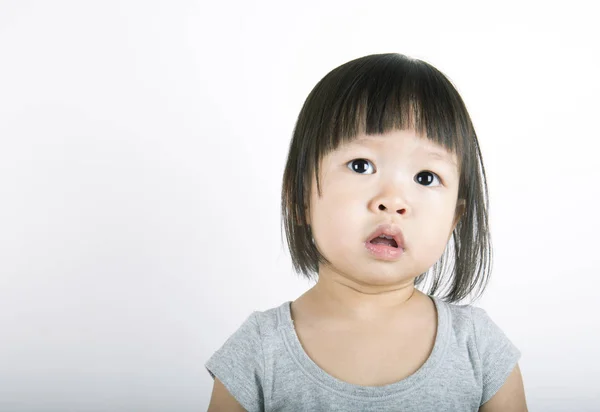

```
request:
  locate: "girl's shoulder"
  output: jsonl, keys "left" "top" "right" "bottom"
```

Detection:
{"left": 432, "top": 295, "right": 519, "bottom": 350}
{"left": 204, "top": 302, "right": 289, "bottom": 412}
{"left": 207, "top": 301, "right": 291, "bottom": 353}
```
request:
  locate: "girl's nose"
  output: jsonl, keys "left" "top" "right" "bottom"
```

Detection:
{"left": 377, "top": 203, "right": 407, "bottom": 215}
{"left": 369, "top": 192, "right": 408, "bottom": 216}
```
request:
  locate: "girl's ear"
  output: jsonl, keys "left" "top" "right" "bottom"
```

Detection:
{"left": 452, "top": 199, "right": 466, "bottom": 230}
{"left": 447, "top": 199, "right": 466, "bottom": 243}
{"left": 295, "top": 204, "right": 311, "bottom": 226}
{"left": 304, "top": 204, "right": 311, "bottom": 225}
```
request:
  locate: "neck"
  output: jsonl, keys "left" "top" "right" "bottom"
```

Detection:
{"left": 308, "top": 274, "right": 419, "bottom": 323}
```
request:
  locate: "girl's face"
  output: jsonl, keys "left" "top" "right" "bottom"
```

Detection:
{"left": 307, "top": 129, "right": 464, "bottom": 287}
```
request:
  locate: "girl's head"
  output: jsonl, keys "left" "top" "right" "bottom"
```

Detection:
{"left": 281, "top": 53, "right": 491, "bottom": 304}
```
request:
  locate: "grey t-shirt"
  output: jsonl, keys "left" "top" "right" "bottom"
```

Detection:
{"left": 205, "top": 295, "right": 521, "bottom": 411}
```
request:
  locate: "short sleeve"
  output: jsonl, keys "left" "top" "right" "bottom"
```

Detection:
{"left": 471, "top": 306, "right": 522, "bottom": 406}
{"left": 205, "top": 311, "right": 265, "bottom": 412}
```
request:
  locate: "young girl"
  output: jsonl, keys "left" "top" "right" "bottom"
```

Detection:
{"left": 205, "top": 53, "right": 527, "bottom": 411}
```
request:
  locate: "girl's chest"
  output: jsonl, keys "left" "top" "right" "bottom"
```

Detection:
{"left": 293, "top": 318, "right": 437, "bottom": 387}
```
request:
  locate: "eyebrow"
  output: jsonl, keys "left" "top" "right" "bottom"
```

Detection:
{"left": 349, "top": 137, "right": 458, "bottom": 167}
{"left": 427, "top": 151, "right": 457, "bottom": 167}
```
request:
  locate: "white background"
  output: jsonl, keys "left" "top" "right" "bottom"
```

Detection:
{"left": 1, "top": 1, "right": 598, "bottom": 411}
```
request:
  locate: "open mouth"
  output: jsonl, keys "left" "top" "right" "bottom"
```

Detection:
{"left": 369, "top": 235, "right": 399, "bottom": 248}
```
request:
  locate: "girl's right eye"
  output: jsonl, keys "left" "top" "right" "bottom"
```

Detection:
{"left": 347, "top": 159, "right": 375, "bottom": 174}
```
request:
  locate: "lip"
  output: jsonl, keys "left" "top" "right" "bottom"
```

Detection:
{"left": 365, "top": 223, "right": 406, "bottom": 250}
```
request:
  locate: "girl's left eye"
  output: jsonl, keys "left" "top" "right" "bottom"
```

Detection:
{"left": 347, "top": 159, "right": 375, "bottom": 174}
{"left": 415, "top": 171, "right": 442, "bottom": 187}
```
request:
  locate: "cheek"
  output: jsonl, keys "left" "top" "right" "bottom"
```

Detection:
{"left": 410, "top": 199, "right": 456, "bottom": 243}
{"left": 310, "top": 195, "right": 359, "bottom": 251}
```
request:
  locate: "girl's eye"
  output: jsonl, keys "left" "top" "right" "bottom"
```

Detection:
{"left": 347, "top": 159, "right": 375, "bottom": 174}
{"left": 347, "top": 160, "right": 442, "bottom": 187}
{"left": 415, "top": 171, "right": 442, "bottom": 187}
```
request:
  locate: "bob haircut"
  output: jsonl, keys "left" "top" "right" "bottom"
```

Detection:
{"left": 281, "top": 53, "right": 491, "bottom": 304}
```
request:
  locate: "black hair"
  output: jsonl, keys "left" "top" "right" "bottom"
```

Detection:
{"left": 281, "top": 53, "right": 491, "bottom": 304}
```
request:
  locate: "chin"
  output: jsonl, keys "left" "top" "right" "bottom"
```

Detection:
{"left": 347, "top": 267, "right": 409, "bottom": 285}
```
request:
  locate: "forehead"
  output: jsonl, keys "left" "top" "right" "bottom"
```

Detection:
{"left": 346, "top": 134, "right": 458, "bottom": 167}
